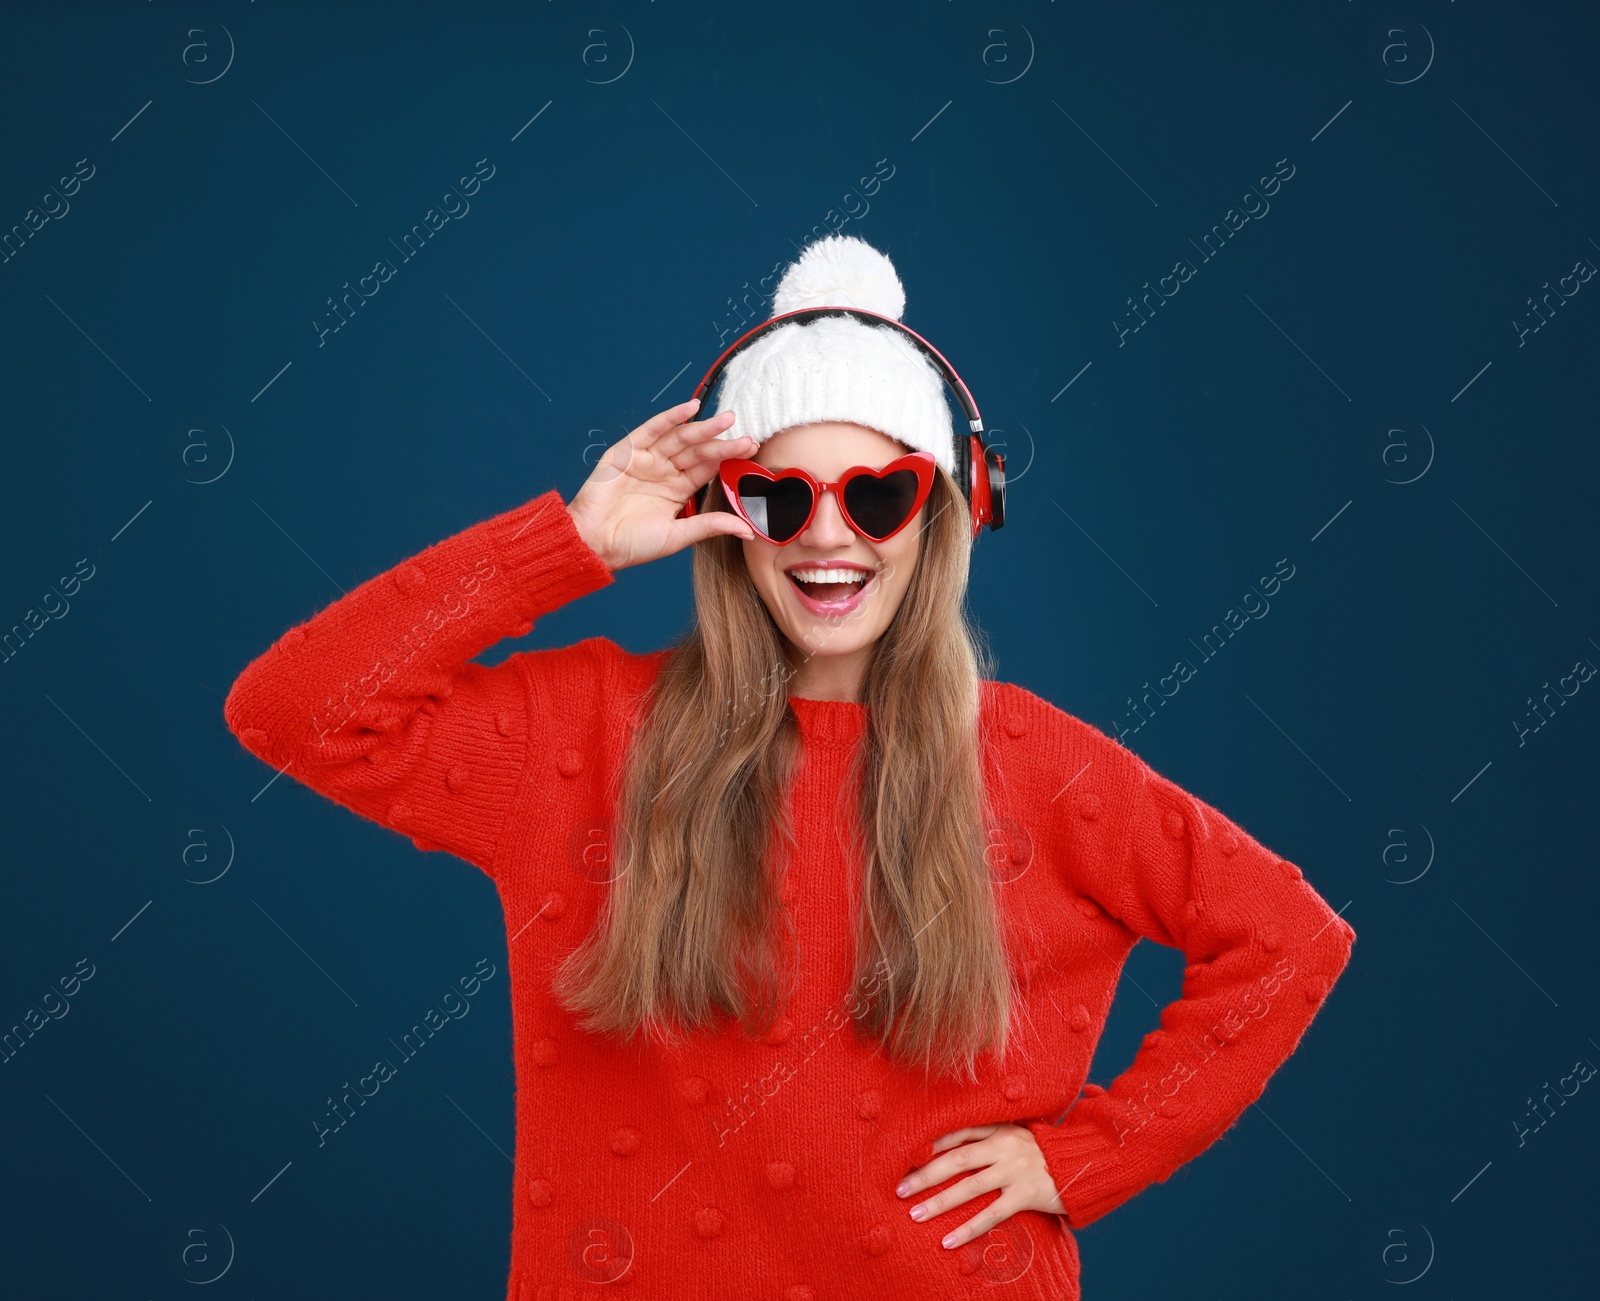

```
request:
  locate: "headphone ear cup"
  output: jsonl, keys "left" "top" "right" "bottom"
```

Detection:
{"left": 986, "top": 447, "right": 1005, "bottom": 530}
{"left": 964, "top": 433, "right": 987, "bottom": 538}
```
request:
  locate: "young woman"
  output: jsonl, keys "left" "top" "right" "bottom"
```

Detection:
{"left": 225, "top": 236, "right": 1354, "bottom": 1301}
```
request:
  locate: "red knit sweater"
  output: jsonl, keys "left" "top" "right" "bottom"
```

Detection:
{"left": 224, "top": 489, "right": 1355, "bottom": 1301}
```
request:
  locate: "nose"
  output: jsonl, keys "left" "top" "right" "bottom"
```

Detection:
{"left": 798, "top": 485, "right": 853, "bottom": 549}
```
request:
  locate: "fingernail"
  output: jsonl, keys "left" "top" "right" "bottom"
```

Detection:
{"left": 894, "top": 1182, "right": 910, "bottom": 1198}
{"left": 942, "top": 1233, "right": 957, "bottom": 1249}
{"left": 909, "top": 1205, "right": 926, "bottom": 1221}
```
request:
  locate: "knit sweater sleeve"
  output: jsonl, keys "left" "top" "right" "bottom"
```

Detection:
{"left": 1025, "top": 709, "right": 1356, "bottom": 1230}
{"left": 222, "top": 489, "right": 613, "bottom": 876}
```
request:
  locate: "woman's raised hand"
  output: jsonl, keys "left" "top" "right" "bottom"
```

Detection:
{"left": 566, "top": 399, "right": 758, "bottom": 571}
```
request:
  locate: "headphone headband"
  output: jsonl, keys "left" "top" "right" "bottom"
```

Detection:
{"left": 687, "top": 307, "right": 1005, "bottom": 536}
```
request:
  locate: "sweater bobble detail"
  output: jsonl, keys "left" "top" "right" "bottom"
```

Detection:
{"left": 445, "top": 766, "right": 469, "bottom": 792}
{"left": 694, "top": 1207, "right": 725, "bottom": 1238}
{"left": 1161, "top": 808, "right": 1187, "bottom": 840}
{"left": 854, "top": 1088, "right": 882, "bottom": 1119}
{"left": 1004, "top": 714, "right": 1026, "bottom": 738}
{"left": 495, "top": 710, "right": 515, "bottom": 736}
{"left": 556, "top": 748, "right": 584, "bottom": 778}
{"left": 785, "top": 1285, "right": 815, "bottom": 1301}
{"left": 277, "top": 627, "right": 305, "bottom": 652}
{"left": 1077, "top": 794, "right": 1101, "bottom": 821}
{"left": 393, "top": 562, "right": 426, "bottom": 594}
{"left": 986, "top": 816, "right": 1032, "bottom": 882}
{"left": 862, "top": 1223, "right": 892, "bottom": 1256}
{"left": 1260, "top": 923, "right": 1283, "bottom": 952}
{"left": 609, "top": 1126, "right": 641, "bottom": 1156}
{"left": 531, "top": 1037, "right": 558, "bottom": 1067}
{"left": 527, "top": 1177, "right": 554, "bottom": 1208}
{"left": 766, "top": 1161, "right": 796, "bottom": 1189}
{"left": 1068, "top": 1003, "right": 1091, "bottom": 1033}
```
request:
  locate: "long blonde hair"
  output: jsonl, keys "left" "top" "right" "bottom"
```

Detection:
{"left": 551, "top": 469, "right": 1014, "bottom": 1080}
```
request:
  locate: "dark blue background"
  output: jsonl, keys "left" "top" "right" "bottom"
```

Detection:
{"left": 2, "top": 2, "right": 1595, "bottom": 1297}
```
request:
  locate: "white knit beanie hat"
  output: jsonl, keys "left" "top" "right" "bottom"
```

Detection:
{"left": 710, "top": 234, "right": 960, "bottom": 476}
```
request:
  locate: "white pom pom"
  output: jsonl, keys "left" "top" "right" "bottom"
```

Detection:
{"left": 770, "top": 234, "right": 907, "bottom": 321}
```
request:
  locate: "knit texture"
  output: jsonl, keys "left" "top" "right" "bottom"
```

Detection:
{"left": 224, "top": 489, "right": 1355, "bottom": 1301}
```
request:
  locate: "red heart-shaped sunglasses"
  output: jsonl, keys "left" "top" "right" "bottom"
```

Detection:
{"left": 692, "top": 451, "right": 938, "bottom": 545}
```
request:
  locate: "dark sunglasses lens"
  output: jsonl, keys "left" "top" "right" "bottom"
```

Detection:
{"left": 843, "top": 470, "right": 920, "bottom": 539}
{"left": 736, "top": 475, "right": 813, "bottom": 542}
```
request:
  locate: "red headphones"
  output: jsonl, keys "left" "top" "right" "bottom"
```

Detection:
{"left": 678, "top": 307, "right": 1005, "bottom": 540}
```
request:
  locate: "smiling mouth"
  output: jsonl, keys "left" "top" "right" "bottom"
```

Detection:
{"left": 788, "top": 570, "right": 867, "bottom": 600}
{"left": 784, "top": 566, "right": 873, "bottom": 614}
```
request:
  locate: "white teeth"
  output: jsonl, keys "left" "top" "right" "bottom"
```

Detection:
{"left": 787, "top": 568, "right": 869, "bottom": 585}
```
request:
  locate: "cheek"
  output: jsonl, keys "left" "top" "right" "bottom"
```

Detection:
{"left": 741, "top": 543, "right": 778, "bottom": 593}
{"left": 742, "top": 550, "right": 791, "bottom": 622}
{"left": 865, "top": 558, "right": 915, "bottom": 623}
{"left": 879, "top": 533, "right": 921, "bottom": 593}
{"left": 884, "top": 572, "right": 916, "bottom": 618}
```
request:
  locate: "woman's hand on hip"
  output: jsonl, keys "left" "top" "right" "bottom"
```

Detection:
{"left": 566, "top": 398, "right": 756, "bottom": 571}
{"left": 895, "top": 1122, "right": 1066, "bottom": 1249}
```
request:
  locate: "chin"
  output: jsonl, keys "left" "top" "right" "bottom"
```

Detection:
{"left": 789, "top": 619, "right": 881, "bottom": 660}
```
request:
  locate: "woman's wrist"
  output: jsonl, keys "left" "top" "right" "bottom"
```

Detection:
{"left": 566, "top": 502, "right": 617, "bottom": 572}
